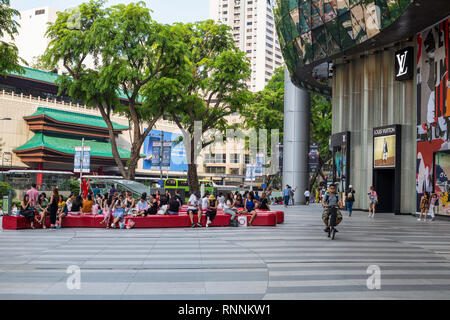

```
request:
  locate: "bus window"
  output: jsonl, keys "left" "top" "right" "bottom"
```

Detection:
{"left": 165, "top": 179, "right": 177, "bottom": 187}
{"left": 178, "top": 180, "right": 188, "bottom": 187}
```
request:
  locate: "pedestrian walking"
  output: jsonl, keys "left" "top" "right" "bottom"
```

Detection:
{"left": 283, "top": 185, "right": 291, "bottom": 207}
{"left": 428, "top": 193, "right": 438, "bottom": 221}
{"left": 345, "top": 185, "right": 356, "bottom": 217}
{"left": 368, "top": 186, "right": 378, "bottom": 218}
{"left": 418, "top": 192, "right": 430, "bottom": 221}
{"left": 304, "top": 189, "right": 311, "bottom": 205}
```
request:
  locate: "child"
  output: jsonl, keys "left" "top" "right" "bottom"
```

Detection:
{"left": 100, "top": 195, "right": 114, "bottom": 229}
{"left": 429, "top": 193, "right": 438, "bottom": 222}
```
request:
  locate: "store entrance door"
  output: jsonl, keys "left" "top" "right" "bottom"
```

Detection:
{"left": 373, "top": 169, "right": 396, "bottom": 213}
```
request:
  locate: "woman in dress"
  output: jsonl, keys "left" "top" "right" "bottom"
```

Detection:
{"left": 367, "top": 186, "right": 378, "bottom": 218}
{"left": 36, "top": 193, "right": 49, "bottom": 228}
{"left": 48, "top": 187, "right": 59, "bottom": 229}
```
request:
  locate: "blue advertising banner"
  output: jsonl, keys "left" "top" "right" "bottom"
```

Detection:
{"left": 143, "top": 130, "right": 188, "bottom": 172}
{"left": 74, "top": 146, "right": 90, "bottom": 173}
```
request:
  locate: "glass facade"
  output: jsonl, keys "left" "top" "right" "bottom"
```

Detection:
{"left": 274, "top": 0, "right": 413, "bottom": 90}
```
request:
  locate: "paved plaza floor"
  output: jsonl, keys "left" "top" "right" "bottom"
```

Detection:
{"left": 1, "top": 205, "right": 450, "bottom": 300}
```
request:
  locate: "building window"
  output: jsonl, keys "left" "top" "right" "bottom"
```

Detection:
{"left": 229, "top": 154, "right": 240, "bottom": 164}
{"left": 244, "top": 154, "right": 250, "bottom": 164}
{"left": 247, "top": 22, "right": 252, "bottom": 25}
{"left": 35, "top": 9, "right": 45, "bottom": 15}
{"left": 205, "top": 166, "right": 226, "bottom": 174}
{"left": 204, "top": 154, "right": 226, "bottom": 164}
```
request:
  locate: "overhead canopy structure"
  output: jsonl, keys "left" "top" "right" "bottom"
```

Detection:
{"left": 274, "top": 0, "right": 450, "bottom": 95}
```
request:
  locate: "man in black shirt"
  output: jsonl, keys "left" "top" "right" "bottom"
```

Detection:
{"left": 168, "top": 197, "right": 180, "bottom": 215}
{"left": 258, "top": 192, "right": 270, "bottom": 210}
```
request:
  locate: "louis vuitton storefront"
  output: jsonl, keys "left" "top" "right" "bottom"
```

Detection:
{"left": 275, "top": 1, "right": 450, "bottom": 214}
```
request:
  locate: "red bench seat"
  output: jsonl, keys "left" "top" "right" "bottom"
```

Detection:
{"left": 2, "top": 211, "right": 278, "bottom": 230}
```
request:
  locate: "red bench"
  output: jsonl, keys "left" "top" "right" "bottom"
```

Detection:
{"left": 2, "top": 210, "right": 279, "bottom": 230}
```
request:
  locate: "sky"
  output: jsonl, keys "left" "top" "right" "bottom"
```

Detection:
{"left": 9, "top": 0, "right": 210, "bottom": 24}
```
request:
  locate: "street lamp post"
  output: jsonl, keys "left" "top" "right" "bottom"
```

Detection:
{"left": 0, "top": 118, "right": 12, "bottom": 181}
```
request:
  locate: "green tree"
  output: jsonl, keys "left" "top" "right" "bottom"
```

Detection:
{"left": 242, "top": 67, "right": 332, "bottom": 190}
{"left": 169, "top": 20, "right": 251, "bottom": 193}
{"left": 41, "top": 1, "right": 188, "bottom": 180}
{"left": 309, "top": 94, "right": 332, "bottom": 191}
{"left": 0, "top": 0, "right": 23, "bottom": 75}
{"left": 242, "top": 67, "right": 284, "bottom": 188}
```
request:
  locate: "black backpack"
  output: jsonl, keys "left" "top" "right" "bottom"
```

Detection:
{"left": 229, "top": 219, "right": 239, "bottom": 227}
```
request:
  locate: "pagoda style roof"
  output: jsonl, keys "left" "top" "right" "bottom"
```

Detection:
{"left": 13, "top": 133, "right": 132, "bottom": 165}
{"left": 24, "top": 107, "right": 129, "bottom": 139}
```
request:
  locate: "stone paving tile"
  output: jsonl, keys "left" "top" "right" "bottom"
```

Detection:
{"left": 1, "top": 205, "right": 450, "bottom": 299}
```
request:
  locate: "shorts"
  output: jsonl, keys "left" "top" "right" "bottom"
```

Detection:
{"left": 322, "top": 208, "right": 343, "bottom": 223}
{"left": 114, "top": 209, "right": 125, "bottom": 220}
{"left": 188, "top": 209, "right": 199, "bottom": 215}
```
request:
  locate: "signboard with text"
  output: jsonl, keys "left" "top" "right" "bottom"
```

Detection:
{"left": 74, "top": 146, "right": 91, "bottom": 173}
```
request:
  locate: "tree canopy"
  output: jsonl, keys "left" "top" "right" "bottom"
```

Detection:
{"left": 169, "top": 20, "right": 252, "bottom": 192}
{"left": 0, "top": 0, "right": 23, "bottom": 75}
{"left": 41, "top": 0, "right": 188, "bottom": 180}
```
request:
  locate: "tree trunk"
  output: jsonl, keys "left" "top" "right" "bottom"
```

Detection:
{"left": 187, "top": 163, "right": 199, "bottom": 194}
{"left": 97, "top": 104, "right": 128, "bottom": 179}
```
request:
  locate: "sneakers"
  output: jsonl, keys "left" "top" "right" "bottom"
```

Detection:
{"left": 417, "top": 218, "right": 422, "bottom": 221}
{"left": 197, "top": 222, "right": 202, "bottom": 228}
{"left": 191, "top": 223, "right": 196, "bottom": 228}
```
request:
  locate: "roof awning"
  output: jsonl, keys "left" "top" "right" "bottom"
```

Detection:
{"left": 13, "top": 133, "right": 132, "bottom": 160}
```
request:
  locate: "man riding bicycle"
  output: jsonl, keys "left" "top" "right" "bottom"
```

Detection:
{"left": 321, "top": 184, "right": 343, "bottom": 233}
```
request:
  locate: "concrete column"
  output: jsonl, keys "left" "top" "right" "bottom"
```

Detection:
{"left": 283, "top": 67, "right": 310, "bottom": 205}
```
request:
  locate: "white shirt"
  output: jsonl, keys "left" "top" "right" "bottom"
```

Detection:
{"left": 224, "top": 199, "right": 231, "bottom": 210}
{"left": 157, "top": 204, "right": 167, "bottom": 215}
{"left": 188, "top": 194, "right": 199, "bottom": 210}
{"left": 201, "top": 197, "right": 209, "bottom": 210}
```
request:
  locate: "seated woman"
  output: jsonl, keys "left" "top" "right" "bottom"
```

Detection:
{"left": 70, "top": 195, "right": 83, "bottom": 215}
{"left": 205, "top": 195, "right": 218, "bottom": 228}
{"left": 223, "top": 193, "right": 237, "bottom": 221}
{"left": 239, "top": 192, "right": 258, "bottom": 227}
{"left": 94, "top": 193, "right": 103, "bottom": 215}
{"left": 234, "top": 193, "right": 244, "bottom": 210}
{"left": 124, "top": 192, "right": 136, "bottom": 216}
{"left": 167, "top": 196, "right": 180, "bottom": 215}
{"left": 136, "top": 195, "right": 149, "bottom": 216}
{"left": 82, "top": 194, "right": 94, "bottom": 214}
{"left": 36, "top": 193, "right": 49, "bottom": 228}
{"left": 258, "top": 192, "right": 270, "bottom": 211}
{"left": 147, "top": 194, "right": 158, "bottom": 215}
{"left": 157, "top": 198, "right": 169, "bottom": 215}
{"left": 20, "top": 194, "right": 35, "bottom": 229}
{"left": 56, "top": 195, "right": 68, "bottom": 229}
{"left": 111, "top": 194, "right": 126, "bottom": 228}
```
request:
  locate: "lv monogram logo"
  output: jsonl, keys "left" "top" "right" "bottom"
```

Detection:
{"left": 396, "top": 51, "right": 409, "bottom": 77}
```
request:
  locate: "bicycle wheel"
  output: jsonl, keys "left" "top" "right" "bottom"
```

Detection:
{"left": 331, "top": 228, "right": 336, "bottom": 240}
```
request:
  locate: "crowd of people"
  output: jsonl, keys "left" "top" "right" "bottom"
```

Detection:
{"left": 16, "top": 184, "right": 273, "bottom": 229}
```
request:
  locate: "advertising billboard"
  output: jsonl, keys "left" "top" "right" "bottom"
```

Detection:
{"left": 143, "top": 130, "right": 188, "bottom": 172}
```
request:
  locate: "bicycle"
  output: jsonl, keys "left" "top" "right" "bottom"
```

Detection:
{"left": 327, "top": 205, "right": 339, "bottom": 240}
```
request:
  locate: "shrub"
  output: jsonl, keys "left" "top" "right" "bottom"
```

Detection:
{"left": 69, "top": 179, "right": 80, "bottom": 195}
{"left": 0, "top": 182, "right": 12, "bottom": 197}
